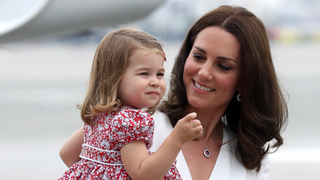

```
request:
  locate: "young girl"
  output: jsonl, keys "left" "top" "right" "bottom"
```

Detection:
{"left": 59, "top": 27, "right": 203, "bottom": 180}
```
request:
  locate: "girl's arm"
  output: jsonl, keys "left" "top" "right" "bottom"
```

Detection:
{"left": 59, "top": 127, "right": 84, "bottom": 167}
{"left": 121, "top": 113, "right": 202, "bottom": 180}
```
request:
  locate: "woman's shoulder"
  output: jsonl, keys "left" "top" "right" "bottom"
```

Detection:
{"left": 152, "top": 110, "right": 169, "bottom": 120}
{"left": 152, "top": 110, "right": 173, "bottom": 130}
{"left": 149, "top": 112, "right": 270, "bottom": 179}
{"left": 218, "top": 127, "right": 270, "bottom": 180}
{"left": 150, "top": 110, "right": 173, "bottom": 152}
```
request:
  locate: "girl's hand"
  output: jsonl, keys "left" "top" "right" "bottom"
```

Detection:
{"left": 122, "top": 113, "right": 202, "bottom": 180}
{"left": 170, "top": 112, "right": 203, "bottom": 146}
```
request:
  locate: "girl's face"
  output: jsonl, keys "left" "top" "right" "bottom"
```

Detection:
{"left": 183, "top": 26, "right": 241, "bottom": 111}
{"left": 118, "top": 49, "right": 166, "bottom": 109}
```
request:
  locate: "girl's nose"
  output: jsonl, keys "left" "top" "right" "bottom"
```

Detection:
{"left": 149, "top": 76, "right": 159, "bottom": 87}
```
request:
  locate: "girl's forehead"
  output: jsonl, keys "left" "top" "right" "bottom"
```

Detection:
{"left": 130, "top": 48, "right": 163, "bottom": 60}
{"left": 134, "top": 48, "right": 161, "bottom": 54}
{"left": 127, "top": 49, "right": 165, "bottom": 67}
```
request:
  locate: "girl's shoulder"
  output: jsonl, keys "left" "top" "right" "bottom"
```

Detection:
{"left": 110, "top": 106, "right": 155, "bottom": 149}
{"left": 110, "top": 106, "right": 153, "bottom": 126}
{"left": 92, "top": 106, "right": 152, "bottom": 125}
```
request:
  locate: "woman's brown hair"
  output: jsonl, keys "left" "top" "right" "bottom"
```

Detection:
{"left": 81, "top": 27, "right": 164, "bottom": 125}
{"left": 159, "top": 5, "right": 288, "bottom": 171}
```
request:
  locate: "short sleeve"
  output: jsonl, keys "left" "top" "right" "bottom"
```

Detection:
{"left": 110, "top": 108, "right": 154, "bottom": 150}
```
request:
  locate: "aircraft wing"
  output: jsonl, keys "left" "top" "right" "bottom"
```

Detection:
{"left": 0, "top": 0, "right": 165, "bottom": 44}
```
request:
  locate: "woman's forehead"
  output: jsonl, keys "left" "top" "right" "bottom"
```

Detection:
{"left": 192, "top": 26, "right": 240, "bottom": 61}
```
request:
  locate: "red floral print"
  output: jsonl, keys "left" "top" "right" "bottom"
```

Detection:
{"left": 59, "top": 106, "right": 181, "bottom": 180}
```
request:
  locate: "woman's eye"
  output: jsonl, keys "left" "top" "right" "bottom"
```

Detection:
{"left": 218, "top": 64, "right": 232, "bottom": 71}
{"left": 193, "top": 53, "right": 205, "bottom": 60}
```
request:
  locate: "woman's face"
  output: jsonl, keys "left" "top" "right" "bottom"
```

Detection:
{"left": 183, "top": 26, "right": 241, "bottom": 111}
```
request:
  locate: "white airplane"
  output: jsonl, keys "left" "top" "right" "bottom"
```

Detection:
{"left": 0, "top": 0, "right": 165, "bottom": 44}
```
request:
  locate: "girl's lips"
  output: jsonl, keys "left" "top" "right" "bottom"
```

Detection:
{"left": 146, "top": 91, "right": 159, "bottom": 96}
{"left": 193, "top": 81, "right": 215, "bottom": 92}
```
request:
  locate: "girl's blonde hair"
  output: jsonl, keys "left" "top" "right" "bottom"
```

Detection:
{"left": 81, "top": 27, "right": 164, "bottom": 125}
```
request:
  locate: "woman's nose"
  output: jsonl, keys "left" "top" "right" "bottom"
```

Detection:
{"left": 198, "top": 65, "right": 213, "bottom": 80}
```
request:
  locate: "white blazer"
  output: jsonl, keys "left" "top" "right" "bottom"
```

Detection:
{"left": 151, "top": 111, "right": 269, "bottom": 180}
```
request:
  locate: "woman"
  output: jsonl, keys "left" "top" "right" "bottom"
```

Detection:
{"left": 60, "top": 5, "right": 288, "bottom": 179}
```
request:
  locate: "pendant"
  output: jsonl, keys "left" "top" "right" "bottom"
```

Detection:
{"left": 203, "top": 148, "right": 210, "bottom": 158}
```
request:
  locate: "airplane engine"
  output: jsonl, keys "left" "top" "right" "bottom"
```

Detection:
{"left": 0, "top": 0, "right": 165, "bottom": 43}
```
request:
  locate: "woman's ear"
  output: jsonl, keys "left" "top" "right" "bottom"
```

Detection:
{"left": 236, "top": 88, "right": 242, "bottom": 102}
{"left": 236, "top": 81, "right": 242, "bottom": 93}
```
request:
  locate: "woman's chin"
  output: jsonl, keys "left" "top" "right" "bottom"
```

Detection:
{"left": 187, "top": 97, "right": 207, "bottom": 109}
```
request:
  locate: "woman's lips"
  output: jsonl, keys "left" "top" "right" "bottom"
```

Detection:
{"left": 194, "top": 81, "right": 215, "bottom": 92}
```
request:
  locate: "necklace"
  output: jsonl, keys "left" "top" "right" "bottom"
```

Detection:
{"left": 198, "top": 125, "right": 221, "bottom": 158}
{"left": 197, "top": 118, "right": 224, "bottom": 158}
{"left": 199, "top": 140, "right": 212, "bottom": 158}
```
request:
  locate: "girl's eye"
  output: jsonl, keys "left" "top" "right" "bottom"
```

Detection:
{"left": 218, "top": 64, "right": 232, "bottom": 71}
{"left": 157, "top": 72, "right": 164, "bottom": 77}
{"left": 139, "top": 72, "right": 148, "bottom": 76}
{"left": 193, "top": 53, "right": 205, "bottom": 60}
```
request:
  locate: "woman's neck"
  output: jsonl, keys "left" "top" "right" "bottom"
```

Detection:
{"left": 184, "top": 106, "right": 225, "bottom": 142}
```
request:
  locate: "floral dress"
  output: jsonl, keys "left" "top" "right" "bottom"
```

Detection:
{"left": 59, "top": 106, "right": 181, "bottom": 180}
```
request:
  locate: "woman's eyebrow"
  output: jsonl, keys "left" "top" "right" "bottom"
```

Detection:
{"left": 193, "top": 46, "right": 206, "bottom": 54}
{"left": 194, "top": 45, "right": 237, "bottom": 62}
{"left": 217, "top": 56, "right": 237, "bottom": 62}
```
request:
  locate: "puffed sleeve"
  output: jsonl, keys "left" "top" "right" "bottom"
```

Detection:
{"left": 255, "top": 155, "right": 270, "bottom": 180}
{"left": 110, "top": 108, "right": 154, "bottom": 150}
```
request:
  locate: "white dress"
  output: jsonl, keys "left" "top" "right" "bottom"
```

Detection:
{"left": 151, "top": 111, "right": 270, "bottom": 180}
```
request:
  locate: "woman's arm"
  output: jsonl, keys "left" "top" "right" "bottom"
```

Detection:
{"left": 121, "top": 112, "right": 202, "bottom": 180}
{"left": 59, "top": 127, "right": 84, "bottom": 167}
